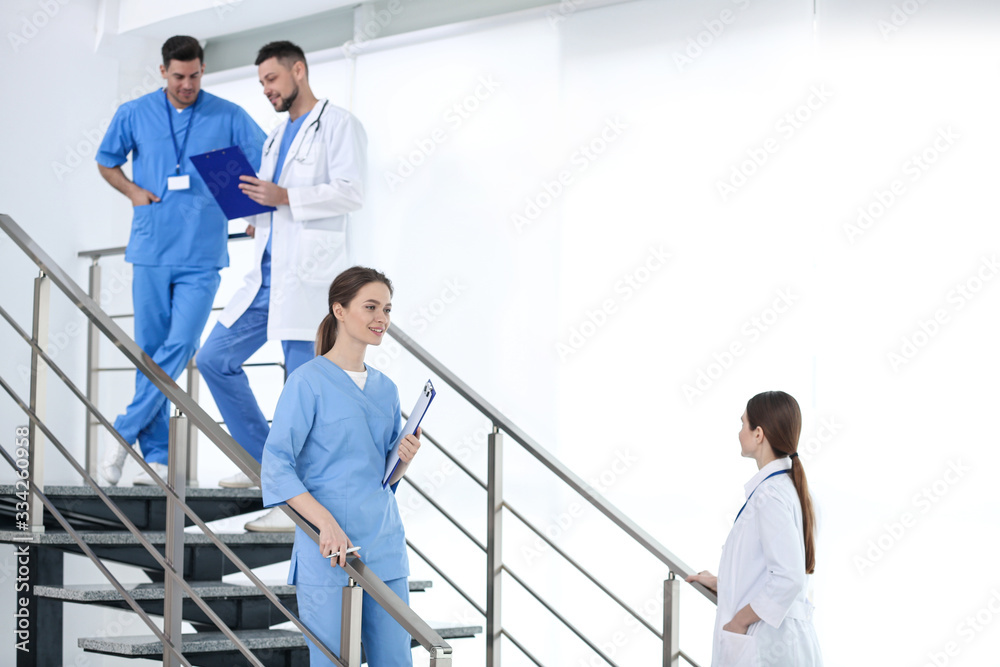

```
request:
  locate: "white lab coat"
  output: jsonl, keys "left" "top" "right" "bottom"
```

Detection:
{"left": 219, "top": 99, "right": 367, "bottom": 342}
{"left": 713, "top": 457, "right": 823, "bottom": 667}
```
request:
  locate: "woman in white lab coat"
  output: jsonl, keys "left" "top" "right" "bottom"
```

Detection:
{"left": 687, "top": 391, "right": 822, "bottom": 666}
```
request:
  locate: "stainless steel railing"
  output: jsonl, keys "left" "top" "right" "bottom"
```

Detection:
{"left": 73, "top": 225, "right": 717, "bottom": 665}
{"left": 0, "top": 213, "right": 453, "bottom": 666}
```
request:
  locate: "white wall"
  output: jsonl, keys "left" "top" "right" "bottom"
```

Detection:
{"left": 2, "top": 0, "right": 1000, "bottom": 665}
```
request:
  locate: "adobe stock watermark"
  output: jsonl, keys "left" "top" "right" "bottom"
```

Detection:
{"left": 854, "top": 459, "right": 969, "bottom": 575}
{"left": 546, "top": 0, "right": 586, "bottom": 28}
{"left": 682, "top": 288, "right": 797, "bottom": 404}
{"left": 8, "top": 0, "right": 71, "bottom": 53}
{"left": 511, "top": 117, "right": 628, "bottom": 233}
{"left": 397, "top": 423, "right": 491, "bottom": 522}
{"left": 673, "top": 0, "right": 752, "bottom": 72}
{"left": 843, "top": 126, "right": 959, "bottom": 244}
{"left": 887, "top": 254, "right": 997, "bottom": 372}
{"left": 341, "top": 0, "right": 412, "bottom": 56}
{"left": 521, "top": 448, "right": 638, "bottom": 566}
{"left": 877, "top": 0, "right": 932, "bottom": 40}
{"left": 410, "top": 278, "right": 467, "bottom": 334}
{"left": 555, "top": 245, "right": 670, "bottom": 362}
{"left": 384, "top": 76, "right": 501, "bottom": 192}
{"left": 716, "top": 85, "right": 833, "bottom": 202}
{"left": 798, "top": 416, "right": 844, "bottom": 463}
{"left": 51, "top": 65, "right": 164, "bottom": 181}
{"left": 921, "top": 588, "right": 1000, "bottom": 667}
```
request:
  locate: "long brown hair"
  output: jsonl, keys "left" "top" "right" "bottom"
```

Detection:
{"left": 746, "top": 390, "right": 816, "bottom": 574}
{"left": 315, "top": 266, "right": 393, "bottom": 356}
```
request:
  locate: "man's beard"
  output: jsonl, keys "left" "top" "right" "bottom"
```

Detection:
{"left": 278, "top": 84, "right": 299, "bottom": 112}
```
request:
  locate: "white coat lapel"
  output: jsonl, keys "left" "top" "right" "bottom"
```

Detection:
{"left": 259, "top": 122, "right": 285, "bottom": 183}
{"left": 279, "top": 98, "right": 327, "bottom": 183}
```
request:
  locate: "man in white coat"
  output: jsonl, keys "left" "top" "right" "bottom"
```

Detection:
{"left": 196, "top": 41, "right": 367, "bottom": 531}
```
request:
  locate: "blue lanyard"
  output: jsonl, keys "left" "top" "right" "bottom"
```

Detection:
{"left": 164, "top": 90, "right": 197, "bottom": 175}
{"left": 734, "top": 470, "right": 790, "bottom": 523}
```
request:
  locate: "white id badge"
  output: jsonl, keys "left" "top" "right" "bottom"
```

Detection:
{"left": 167, "top": 174, "right": 190, "bottom": 190}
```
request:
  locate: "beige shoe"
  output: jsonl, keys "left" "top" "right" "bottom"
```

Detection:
{"left": 219, "top": 470, "right": 257, "bottom": 488}
{"left": 99, "top": 434, "right": 132, "bottom": 486}
{"left": 132, "top": 462, "right": 169, "bottom": 486}
{"left": 245, "top": 507, "right": 296, "bottom": 532}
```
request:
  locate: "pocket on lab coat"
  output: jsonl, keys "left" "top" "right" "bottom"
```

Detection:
{"left": 718, "top": 629, "right": 756, "bottom": 667}
{"left": 296, "top": 228, "right": 346, "bottom": 284}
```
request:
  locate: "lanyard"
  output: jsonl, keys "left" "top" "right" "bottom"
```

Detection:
{"left": 734, "top": 469, "right": 790, "bottom": 523}
{"left": 165, "top": 90, "right": 197, "bottom": 175}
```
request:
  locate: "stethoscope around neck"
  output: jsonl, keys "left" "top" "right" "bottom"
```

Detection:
{"left": 264, "top": 100, "right": 328, "bottom": 162}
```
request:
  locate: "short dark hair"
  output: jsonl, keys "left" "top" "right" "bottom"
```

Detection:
{"left": 161, "top": 35, "right": 204, "bottom": 67}
{"left": 255, "top": 40, "right": 308, "bottom": 76}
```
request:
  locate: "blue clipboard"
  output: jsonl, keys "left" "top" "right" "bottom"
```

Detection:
{"left": 383, "top": 380, "right": 436, "bottom": 488}
{"left": 189, "top": 145, "right": 276, "bottom": 220}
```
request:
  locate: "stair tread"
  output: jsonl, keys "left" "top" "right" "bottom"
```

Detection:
{"left": 0, "top": 484, "right": 262, "bottom": 498}
{"left": 79, "top": 625, "right": 483, "bottom": 656}
{"left": 36, "top": 580, "right": 432, "bottom": 601}
{"left": 0, "top": 530, "right": 293, "bottom": 545}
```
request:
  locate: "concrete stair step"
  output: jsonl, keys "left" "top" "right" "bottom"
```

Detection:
{"left": 0, "top": 530, "right": 293, "bottom": 580}
{"left": 79, "top": 625, "right": 483, "bottom": 666}
{"left": 0, "top": 484, "right": 264, "bottom": 531}
{"left": 34, "top": 580, "right": 432, "bottom": 631}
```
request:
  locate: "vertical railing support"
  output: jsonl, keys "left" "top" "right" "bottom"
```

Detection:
{"left": 84, "top": 258, "right": 101, "bottom": 479}
{"left": 340, "top": 578, "right": 363, "bottom": 667}
{"left": 429, "top": 645, "right": 453, "bottom": 666}
{"left": 185, "top": 358, "right": 199, "bottom": 487}
{"left": 164, "top": 410, "right": 188, "bottom": 667}
{"left": 663, "top": 572, "right": 680, "bottom": 667}
{"left": 486, "top": 424, "right": 503, "bottom": 667}
{"left": 28, "top": 271, "right": 50, "bottom": 532}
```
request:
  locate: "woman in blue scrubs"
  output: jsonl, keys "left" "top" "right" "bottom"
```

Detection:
{"left": 261, "top": 266, "right": 420, "bottom": 666}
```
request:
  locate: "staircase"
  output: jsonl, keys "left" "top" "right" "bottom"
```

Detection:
{"left": 1, "top": 212, "right": 717, "bottom": 666}
{"left": 0, "top": 484, "right": 479, "bottom": 665}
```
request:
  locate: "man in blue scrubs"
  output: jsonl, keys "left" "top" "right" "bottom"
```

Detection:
{"left": 97, "top": 35, "right": 266, "bottom": 486}
{"left": 196, "top": 41, "right": 366, "bottom": 530}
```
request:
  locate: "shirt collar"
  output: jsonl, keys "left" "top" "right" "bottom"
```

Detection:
{"left": 744, "top": 456, "right": 793, "bottom": 499}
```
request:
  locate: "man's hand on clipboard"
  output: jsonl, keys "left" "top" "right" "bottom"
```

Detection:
{"left": 238, "top": 175, "right": 289, "bottom": 207}
{"left": 397, "top": 427, "right": 422, "bottom": 463}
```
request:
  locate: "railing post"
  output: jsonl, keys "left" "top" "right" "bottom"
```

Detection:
{"left": 663, "top": 572, "right": 680, "bottom": 667}
{"left": 429, "top": 646, "right": 453, "bottom": 666}
{"left": 486, "top": 424, "right": 503, "bottom": 667}
{"left": 340, "top": 578, "right": 363, "bottom": 667}
{"left": 164, "top": 410, "right": 188, "bottom": 667}
{"left": 28, "top": 271, "right": 50, "bottom": 532}
{"left": 185, "top": 358, "right": 199, "bottom": 487}
{"left": 85, "top": 258, "right": 101, "bottom": 479}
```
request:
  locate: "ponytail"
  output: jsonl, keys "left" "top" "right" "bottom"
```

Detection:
{"left": 315, "top": 313, "right": 337, "bottom": 356}
{"left": 746, "top": 391, "right": 817, "bottom": 574}
{"left": 315, "top": 266, "right": 394, "bottom": 357}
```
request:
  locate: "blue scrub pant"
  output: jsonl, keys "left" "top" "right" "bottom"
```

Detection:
{"left": 114, "top": 265, "right": 220, "bottom": 465}
{"left": 296, "top": 577, "right": 413, "bottom": 667}
{"left": 196, "top": 285, "right": 314, "bottom": 462}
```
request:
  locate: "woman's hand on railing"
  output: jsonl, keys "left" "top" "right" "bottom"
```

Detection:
{"left": 320, "top": 518, "right": 355, "bottom": 569}
{"left": 685, "top": 570, "right": 718, "bottom": 593}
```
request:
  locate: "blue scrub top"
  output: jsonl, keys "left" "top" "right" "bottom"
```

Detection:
{"left": 261, "top": 357, "right": 409, "bottom": 587}
{"left": 97, "top": 89, "right": 265, "bottom": 269}
{"left": 261, "top": 113, "right": 308, "bottom": 288}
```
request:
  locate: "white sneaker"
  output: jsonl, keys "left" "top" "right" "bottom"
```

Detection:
{"left": 245, "top": 507, "right": 296, "bottom": 532}
{"left": 219, "top": 470, "right": 257, "bottom": 488}
{"left": 100, "top": 435, "right": 133, "bottom": 486}
{"left": 132, "top": 462, "right": 169, "bottom": 486}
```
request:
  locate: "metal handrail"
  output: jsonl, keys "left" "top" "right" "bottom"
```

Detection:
{"left": 77, "top": 231, "right": 251, "bottom": 259}
{"left": 0, "top": 280, "right": 345, "bottom": 665}
{"left": 385, "top": 326, "right": 718, "bottom": 605}
{"left": 0, "top": 213, "right": 452, "bottom": 664}
{"left": 0, "top": 443, "right": 195, "bottom": 667}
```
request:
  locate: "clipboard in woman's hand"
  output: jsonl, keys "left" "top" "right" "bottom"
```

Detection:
{"left": 383, "top": 380, "right": 436, "bottom": 488}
